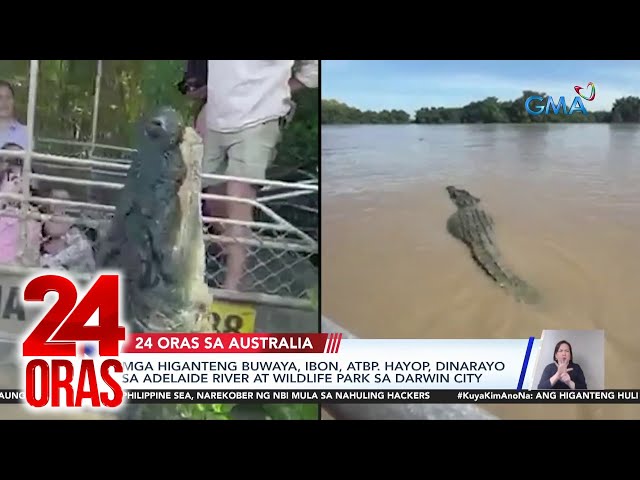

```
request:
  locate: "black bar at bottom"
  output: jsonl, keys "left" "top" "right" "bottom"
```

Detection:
{"left": 2, "top": 389, "right": 640, "bottom": 405}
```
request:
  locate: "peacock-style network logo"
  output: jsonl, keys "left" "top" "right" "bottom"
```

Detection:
{"left": 574, "top": 82, "right": 596, "bottom": 102}
{"left": 79, "top": 344, "right": 96, "bottom": 357}
{"left": 525, "top": 81, "right": 596, "bottom": 116}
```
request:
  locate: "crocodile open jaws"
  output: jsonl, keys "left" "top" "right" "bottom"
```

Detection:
{"left": 445, "top": 186, "right": 541, "bottom": 305}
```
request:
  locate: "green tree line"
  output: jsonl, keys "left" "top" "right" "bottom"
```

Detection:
{"left": 321, "top": 91, "right": 640, "bottom": 125}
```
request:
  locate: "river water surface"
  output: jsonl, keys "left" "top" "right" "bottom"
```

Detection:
{"left": 321, "top": 123, "right": 640, "bottom": 420}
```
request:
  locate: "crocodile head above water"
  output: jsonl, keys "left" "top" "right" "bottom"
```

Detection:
{"left": 96, "top": 106, "right": 212, "bottom": 334}
{"left": 446, "top": 185, "right": 481, "bottom": 208}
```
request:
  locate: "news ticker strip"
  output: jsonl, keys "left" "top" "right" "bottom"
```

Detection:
{"left": 2, "top": 389, "right": 640, "bottom": 405}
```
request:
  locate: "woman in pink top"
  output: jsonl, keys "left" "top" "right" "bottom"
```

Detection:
{"left": 0, "top": 151, "right": 41, "bottom": 265}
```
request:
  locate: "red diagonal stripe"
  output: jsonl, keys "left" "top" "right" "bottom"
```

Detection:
{"left": 330, "top": 333, "right": 336, "bottom": 353}
{"left": 333, "top": 333, "right": 342, "bottom": 353}
{"left": 324, "top": 334, "right": 331, "bottom": 353}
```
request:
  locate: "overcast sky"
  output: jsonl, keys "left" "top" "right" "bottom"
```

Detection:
{"left": 322, "top": 60, "right": 639, "bottom": 114}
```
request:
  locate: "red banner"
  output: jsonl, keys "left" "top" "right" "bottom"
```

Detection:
{"left": 121, "top": 333, "right": 343, "bottom": 354}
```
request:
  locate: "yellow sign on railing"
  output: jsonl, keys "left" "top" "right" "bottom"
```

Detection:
{"left": 208, "top": 300, "right": 256, "bottom": 334}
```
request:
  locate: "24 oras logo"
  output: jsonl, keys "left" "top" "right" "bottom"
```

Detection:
{"left": 525, "top": 82, "right": 596, "bottom": 116}
{"left": 19, "top": 271, "right": 127, "bottom": 412}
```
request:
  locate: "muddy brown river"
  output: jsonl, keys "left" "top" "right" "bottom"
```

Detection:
{"left": 322, "top": 123, "right": 640, "bottom": 420}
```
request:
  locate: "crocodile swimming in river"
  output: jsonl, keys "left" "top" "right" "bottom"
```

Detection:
{"left": 445, "top": 186, "right": 541, "bottom": 304}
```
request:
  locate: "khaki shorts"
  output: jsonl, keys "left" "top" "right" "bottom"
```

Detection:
{"left": 202, "top": 118, "right": 283, "bottom": 188}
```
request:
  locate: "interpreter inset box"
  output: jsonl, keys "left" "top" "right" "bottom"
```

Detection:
{"left": 530, "top": 329, "right": 604, "bottom": 390}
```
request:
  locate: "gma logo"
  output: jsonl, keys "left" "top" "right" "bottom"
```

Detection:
{"left": 524, "top": 96, "right": 589, "bottom": 116}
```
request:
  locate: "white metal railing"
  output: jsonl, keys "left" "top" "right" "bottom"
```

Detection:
{"left": 0, "top": 149, "right": 318, "bottom": 251}
{"left": 0, "top": 151, "right": 317, "bottom": 249}
{"left": 32, "top": 145, "right": 318, "bottom": 203}
{"left": 38, "top": 137, "right": 137, "bottom": 154}
{"left": 0, "top": 60, "right": 318, "bottom": 311}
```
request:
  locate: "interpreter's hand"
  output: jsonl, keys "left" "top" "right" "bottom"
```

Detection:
{"left": 560, "top": 372, "right": 572, "bottom": 384}
{"left": 555, "top": 358, "right": 573, "bottom": 378}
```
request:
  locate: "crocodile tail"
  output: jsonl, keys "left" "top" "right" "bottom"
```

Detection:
{"left": 469, "top": 243, "right": 511, "bottom": 287}
{"left": 506, "top": 274, "right": 542, "bottom": 305}
{"left": 469, "top": 245, "right": 541, "bottom": 304}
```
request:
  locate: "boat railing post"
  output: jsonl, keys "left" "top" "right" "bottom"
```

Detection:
{"left": 88, "top": 60, "right": 103, "bottom": 203}
{"left": 18, "top": 60, "right": 38, "bottom": 265}
{"left": 89, "top": 60, "right": 102, "bottom": 158}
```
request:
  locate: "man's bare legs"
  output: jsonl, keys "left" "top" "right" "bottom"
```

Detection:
{"left": 221, "top": 180, "right": 257, "bottom": 291}
{"left": 202, "top": 120, "right": 281, "bottom": 292}
{"left": 203, "top": 181, "right": 256, "bottom": 291}
{"left": 202, "top": 183, "right": 228, "bottom": 288}
{"left": 217, "top": 79, "right": 301, "bottom": 287}
{"left": 203, "top": 183, "right": 227, "bottom": 234}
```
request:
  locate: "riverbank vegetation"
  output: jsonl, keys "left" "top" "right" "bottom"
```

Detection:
{"left": 321, "top": 91, "right": 640, "bottom": 125}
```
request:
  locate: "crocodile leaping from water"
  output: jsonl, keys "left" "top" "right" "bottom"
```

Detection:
{"left": 93, "top": 105, "right": 317, "bottom": 420}
{"left": 445, "top": 185, "right": 541, "bottom": 304}
{"left": 95, "top": 106, "right": 214, "bottom": 419}
{"left": 96, "top": 106, "right": 212, "bottom": 335}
